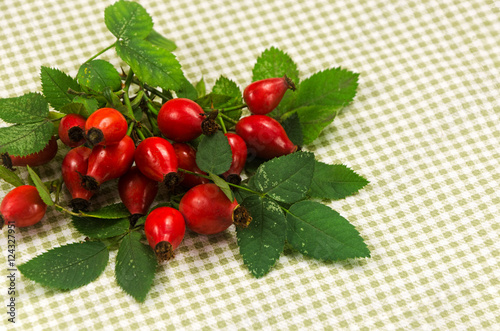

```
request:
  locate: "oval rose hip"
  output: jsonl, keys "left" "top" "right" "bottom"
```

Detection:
{"left": 59, "top": 114, "right": 86, "bottom": 147}
{"left": 61, "top": 146, "right": 94, "bottom": 211}
{"left": 85, "top": 107, "right": 128, "bottom": 146}
{"left": 157, "top": 98, "right": 205, "bottom": 142}
{"left": 243, "top": 76, "right": 295, "bottom": 115}
{"left": 222, "top": 133, "right": 247, "bottom": 184}
{"left": 172, "top": 143, "right": 209, "bottom": 188}
{"left": 3, "top": 136, "right": 58, "bottom": 169}
{"left": 0, "top": 185, "right": 47, "bottom": 228}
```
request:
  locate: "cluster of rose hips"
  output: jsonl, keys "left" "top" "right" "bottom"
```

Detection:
{"left": 0, "top": 76, "right": 297, "bottom": 261}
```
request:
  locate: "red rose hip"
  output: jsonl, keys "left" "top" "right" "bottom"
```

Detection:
{"left": 235, "top": 115, "right": 296, "bottom": 159}
{"left": 0, "top": 185, "right": 47, "bottom": 228}
{"left": 157, "top": 98, "right": 205, "bottom": 142}
{"left": 144, "top": 207, "right": 186, "bottom": 262}
{"left": 84, "top": 107, "right": 128, "bottom": 146}
{"left": 222, "top": 133, "right": 247, "bottom": 184}
{"left": 61, "top": 146, "right": 94, "bottom": 211}
{"left": 59, "top": 114, "right": 86, "bottom": 147}
{"left": 172, "top": 143, "right": 209, "bottom": 188}
{"left": 3, "top": 136, "right": 58, "bottom": 169}
{"left": 243, "top": 76, "right": 295, "bottom": 115}
{"left": 179, "top": 183, "right": 251, "bottom": 235}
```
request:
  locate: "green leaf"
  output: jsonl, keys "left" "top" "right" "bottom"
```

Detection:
{"left": 115, "top": 232, "right": 157, "bottom": 302}
{"left": 175, "top": 76, "right": 198, "bottom": 100}
{"left": 0, "top": 166, "right": 24, "bottom": 187}
{"left": 145, "top": 29, "right": 177, "bottom": 52}
{"left": 102, "top": 87, "right": 130, "bottom": 116}
{"left": 293, "top": 105, "right": 338, "bottom": 145}
{"left": 309, "top": 162, "right": 369, "bottom": 200}
{"left": 60, "top": 96, "right": 99, "bottom": 117}
{"left": 71, "top": 216, "right": 129, "bottom": 239}
{"left": 26, "top": 165, "right": 54, "bottom": 206}
{"left": 236, "top": 195, "right": 286, "bottom": 278}
{"left": 281, "top": 112, "right": 303, "bottom": 146}
{"left": 286, "top": 201, "right": 370, "bottom": 260}
{"left": 195, "top": 93, "right": 233, "bottom": 108}
{"left": 18, "top": 241, "right": 109, "bottom": 290}
{"left": 81, "top": 203, "right": 130, "bottom": 219}
{"left": 41, "top": 66, "right": 81, "bottom": 111}
{"left": 196, "top": 131, "right": 232, "bottom": 175}
{"left": 252, "top": 47, "right": 299, "bottom": 84}
{"left": 104, "top": 0, "right": 153, "bottom": 40}
{"left": 116, "top": 38, "right": 184, "bottom": 92}
{"left": 0, "top": 121, "right": 54, "bottom": 157}
{"left": 212, "top": 76, "right": 242, "bottom": 128}
{"left": 208, "top": 172, "right": 234, "bottom": 201}
{"left": 0, "top": 93, "right": 49, "bottom": 124}
{"left": 77, "top": 60, "right": 122, "bottom": 92}
{"left": 290, "top": 67, "right": 358, "bottom": 109}
{"left": 195, "top": 77, "right": 206, "bottom": 98}
{"left": 249, "top": 151, "right": 315, "bottom": 204}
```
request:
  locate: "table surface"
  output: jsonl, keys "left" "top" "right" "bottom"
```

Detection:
{"left": 1, "top": 0, "right": 499, "bottom": 330}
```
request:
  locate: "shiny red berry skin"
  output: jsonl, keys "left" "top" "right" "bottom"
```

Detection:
{"left": 84, "top": 107, "right": 128, "bottom": 146}
{"left": 179, "top": 183, "right": 238, "bottom": 235}
{"left": 0, "top": 185, "right": 47, "bottom": 228}
{"left": 172, "top": 143, "right": 209, "bottom": 188}
{"left": 144, "top": 207, "right": 186, "bottom": 261}
{"left": 243, "top": 77, "right": 295, "bottom": 115}
{"left": 235, "top": 115, "right": 297, "bottom": 160}
{"left": 62, "top": 146, "right": 94, "bottom": 210}
{"left": 58, "top": 114, "right": 86, "bottom": 147}
{"left": 135, "top": 137, "right": 179, "bottom": 186}
{"left": 222, "top": 133, "right": 247, "bottom": 181}
{"left": 118, "top": 166, "right": 158, "bottom": 217}
{"left": 8, "top": 136, "right": 58, "bottom": 167}
{"left": 83, "top": 135, "right": 135, "bottom": 190}
{"left": 157, "top": 98, "right": 205, "bottom": 142}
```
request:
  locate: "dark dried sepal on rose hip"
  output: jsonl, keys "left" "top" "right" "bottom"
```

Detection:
{"left": 284, "top": 75, "right": 296, "bottom": 91}
{"left": 154, "top": 241, "right": 174, "bottom": 262}
{"left": 201, "top": 110, "right": 220, "bottom": 136}
{"left": 68, "top": 126, "right": 85, "bottom": 143}
{"left": 129, "top": 213, "right": 145, "bottom": 228}
{"left": 0, "top": 215, "right": 4, "bottom": 230}
{"left": 225, "top": 174, "right": 242, "bottom": 185}
{"left": 69, "top": 198, "right": 91, "bottom": 212}
{"left": 1, "top": 153, "right": 14, "bottom": 171}
{"left": 163, "top": 172, "right": 181, "bottom": 191}
{"left": 81, "top": 175, "right": 100, "bottom": 192}
{"left": 86, "top": 128, "right": 105, "bottom": 146}
{"left": 233, "top": 205, "right": 252, "bottom": 228}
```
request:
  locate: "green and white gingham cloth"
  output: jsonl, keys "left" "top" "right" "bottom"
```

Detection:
{"left": 1, "top": 0, "right": 499, "bottom": 329}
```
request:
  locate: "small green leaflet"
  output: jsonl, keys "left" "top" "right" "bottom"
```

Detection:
{"left": 145, "top": 29, "right": 177, "bottom": 52}
{"left": 77, "top": 60, "right": 122, "bottom": 92}
{"left": 60, "top": 96, "right": 99, "bottom": 117}
{"left": 26, "top": 165, "right": 54, "bottom": 206}
{"left": 249, "top": 151, "right": 315, "bottom": 204}
{"left": 208, "top": 172, "right": 234, "bottom": 201}
{"left": 0, "top": 166, "right": 24, "bottom": 187}
{"left": 18, "top": 241, "right": 109, "bottom": 290}
{"left": 80, "top": 203, "right": 130, "bottom": 219}
{"left": 104, "top": 0, "right": 153, "bottom": 40}
{"left": 286, "top": 201, "right": 370, "bottom": 260}
{"left": 236, "top": 195, "right": 286, "bottom": 278}
{"left": 0, "top": 93, "right": 49, "bottom": 124}
{"left": 196, "top": 131, "right": 232, "bottom": 175}
{"left": 175, "top": 76, "right": 198, "bottom": 100}
{"left": 195, "top": 77, "right": 206, "bottom": 98}
{"left": 115, "top": 232, "right": 157, "bottom": 302}
{"left": 102, "top": 87, "right": 130, "bottom": 117}
{"left": 293, "top": 105, "right": 338, "bottom": 145}
{"left": 0, "top": 121, "right": 54, "bottom": 157}
{"left": 252, "top": 47, "right": 299, "bottom": 84}
{"left": 281, "top": 112, "right": 304, "bottom": 146}
{"left": 212, "top": 76, "right": 242, "bottom": 128}
{"left": 71, "top": 216, "right": 129, "bottom": 239}
{"left": 116, "top": 38, "right": 184, "bottom": 92}
{"left": 40, "top": 66, "right": 81, "bottom": 111}
{"left": 309, "top": 162, "right": 369, "bottom": 200}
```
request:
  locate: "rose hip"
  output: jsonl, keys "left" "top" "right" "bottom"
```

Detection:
{"left": 172, "top": 143, "right": 209, "bottom": 188}
{"left": 3, "top": 136, "right": 58, "bottom": 169}
{"left": 61, "top": 146, "right": 94, "bottom": 211}
{"left": 59, "top": 114, "right": 86, "bottom": 147}
{"left": 85, "top": 107, "right": 128, "bottom": 146}
{"left": 243, "top": 76, "right": 295, "bottom": 115}
{"left": 157, "top": 98, "right": 205, "bottom": 142}
{"left": 222, "top": 133, "right": 247, "bottom": 184}
{"left": 0, "top": 185, "right": 47, "bottom": 228}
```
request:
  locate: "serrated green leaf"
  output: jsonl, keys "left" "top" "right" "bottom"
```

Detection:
{"left": 195, "top": 77, "right": 206, "bottom": 98}
{"left": 116, "top": 38, "right": 184, "bottom": 92}
{"left": 208, "top": 172, "right": 234, "bottom": 201}
{"left": 115, "top": 232, "right": 157, "bottom": 302}
{"left": 175, "top": 76, "right": 198, "bottom": 100}
{"left": 145, "top": 29, "right": 177, "bottom": 52}
{"left": 290, "top": 67, "right": 358, "bottom": 109}
{"left": 77, "top": 60, "right": 122, "bottom": 92}
{"left": 0, "top": 166, "right": 24, "bottom": 187}
{"left": 41, "top": 66, "right": 81, "bottom": 111}
{"left": 212, "top": 76, "right": 242, "bottom": 128}
{"left": 309, "top": 162, "right": 369, "bottom": 200}
{"left": 0, "top": 93, "right": 49, "bottom": 124}
{"left": 81, "top": 203, "right": 130, "bottom": 219}
{"left": 236, "top": 195, "right": 286, "bottom": 278}
{"left": 26, "top": 165, "right": 53, "bottom": 206}
{"left": 196, "top": 131, "right": 232, "bottom": 175}
{"left": 18, "top": 241, "right": 109, "bottom": 290}
{"left": 249, "top": 151, "right": 315, "bottom": 204}
{"left": 60, "top": 96, "right": 99, "bottom": 118}
{"left": 195, "top": 93, "right": 233, "bottom": 108}
{"left": 0, "top": 121, "right": 54, "bottom": 157}
{"left": 293, "top": 105, "right": 338, "bottom": 145}
{"left": 104, "top": 0, "right": 153, "bottom": 40}
{"left": 102, "top": 87, "right": 130, "bottom": 117}
{"left": 281, "top": 112, "right": 303, "bottom": 146}
{"left": 287, "top": 201, "right": 370, "bottom": 260}
{"left": 252, "top": 47, "right": 299, "bottom": 84}
{"left": 71, "top": 216, "right": 129, "bottom": 239}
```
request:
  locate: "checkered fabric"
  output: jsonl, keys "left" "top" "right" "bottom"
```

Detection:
{"left": 1, "top": 0, "right": 499, "bottom": 329}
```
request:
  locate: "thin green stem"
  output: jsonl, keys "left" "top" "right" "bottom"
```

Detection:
{"left": 135, "top": 127, "right": 147, "bottom": 140}
{"left": 85, "top": 43, "right": 116, "bottom": 63}
{"left": 54, "top": 178, "right": 63, "bottom": 205}
{"left": 219, "top": 113, "right": 238, "bottom": 125}
{"left": 178, "top": 168, "right": 260, "bottom": 195}
{"left": 218, "top": 115, "right": 227, "bottom": 134}
{"left": 123, "top": 69, "right": 137, "bottom": 120}
{"left": 55, "top": 204, "right": 80, "bottom": 217}
{"left": 126, "top": 122, "right": 134, "bottom": 136}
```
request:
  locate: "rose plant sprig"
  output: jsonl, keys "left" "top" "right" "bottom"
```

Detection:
{"left": 0, "top": 0, "right": 370, "bottom": 302}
